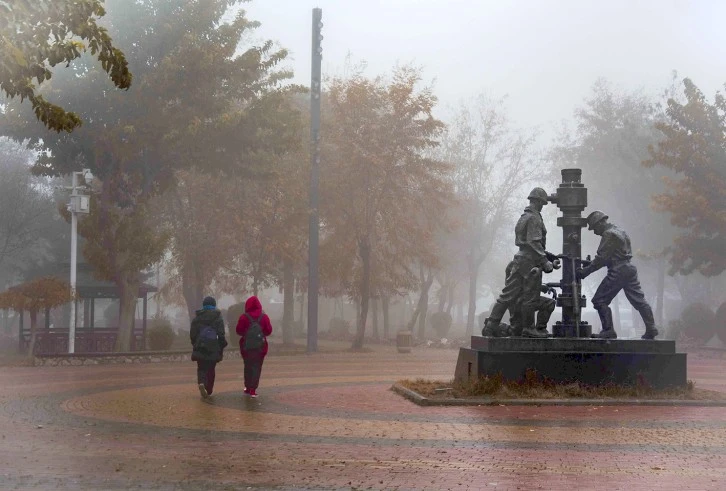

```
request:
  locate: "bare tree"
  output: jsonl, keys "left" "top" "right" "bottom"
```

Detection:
{"left": 442, "top": 96, "right": 542, "bottom": 335}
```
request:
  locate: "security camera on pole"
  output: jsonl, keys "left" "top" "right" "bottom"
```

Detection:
{"left": 65, "top": 169, "right": 93, "bottom": 353}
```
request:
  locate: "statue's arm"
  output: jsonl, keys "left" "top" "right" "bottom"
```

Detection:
{"left": 588, "top": 232, "right": 615, "bottom": 272}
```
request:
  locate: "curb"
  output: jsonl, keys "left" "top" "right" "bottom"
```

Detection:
{"left": 391, "top": 383, "right": 726, "bottom": 407}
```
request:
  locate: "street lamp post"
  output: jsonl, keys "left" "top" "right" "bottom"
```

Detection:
{"left": 67, "top": 169, "right": 92, "bottom": 353}
{"left": 307, "top": 7, "right": 323, "bottom": 353}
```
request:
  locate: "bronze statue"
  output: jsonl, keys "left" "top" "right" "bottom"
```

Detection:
{"left": 482, "top": 188, "right": 555, "bottom": 338}
{"left": 577, "top": 211, "right": 659, "bottom": 340}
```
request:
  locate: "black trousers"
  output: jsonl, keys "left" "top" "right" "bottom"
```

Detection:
{"left": 196, "top": 360, "right": 217, "bottom": 394}
{"left": 592, "top": 262, "right": 655, "bottom": 331}
{"left": 243, "top": 352, "right": 265, "bottom": 390}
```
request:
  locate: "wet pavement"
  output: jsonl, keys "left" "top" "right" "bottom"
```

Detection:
{"left": 0, "top": 346, "right": 725, "bottom": 490}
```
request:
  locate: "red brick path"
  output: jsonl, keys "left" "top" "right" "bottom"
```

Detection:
{"left": 0, "top": 347, "right": 725, "bottom": 490}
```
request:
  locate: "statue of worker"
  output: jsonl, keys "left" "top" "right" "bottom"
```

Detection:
{"left": 482, "top": 187, "right": 556, "bottom": 338}
{"left": 577, "top": 211, "right": 659, "bottom": 340}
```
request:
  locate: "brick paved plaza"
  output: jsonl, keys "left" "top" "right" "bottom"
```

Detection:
{"left": 1, "top": 346, "right": 725, "bottom": 490}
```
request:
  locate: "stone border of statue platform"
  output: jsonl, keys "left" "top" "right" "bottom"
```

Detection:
{"left": 391, "top": 383, "right": 726, "bottom": 407}
{"left": 33, "top": 350, "right": 190, "bottom": 366}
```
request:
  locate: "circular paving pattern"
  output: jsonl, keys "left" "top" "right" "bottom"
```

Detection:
{"left": 1, "top": 348, "right": 726, "bottom": 490}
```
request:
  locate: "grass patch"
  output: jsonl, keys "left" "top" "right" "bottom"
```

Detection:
{"left": 400, "top": 370, "right": 726, "bottom": 401}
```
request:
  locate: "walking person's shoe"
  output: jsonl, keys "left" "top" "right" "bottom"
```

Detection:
{"left": 198, "top": 383, "right": 209, "bottom": 399}
{"left": 641, "top": 327, "right": 659, "bottom": 340}
{"left": 243, "top": 388, "right": 250, "bottom": 396}
{"left": 249, "top": 388, "right": 257, "bottom": 398}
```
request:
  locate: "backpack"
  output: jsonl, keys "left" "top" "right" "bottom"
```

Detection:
{"left": 196, "top": 325, "right": 219, "bottom": 353}
{"left": 243, "top": 313, "right": 265, "bottom": 351}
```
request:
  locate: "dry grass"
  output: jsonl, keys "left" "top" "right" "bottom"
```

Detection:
{"left": 400, "top": 370, "right": 726, "bottom": 401}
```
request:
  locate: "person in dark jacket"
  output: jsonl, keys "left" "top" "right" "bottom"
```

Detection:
{"left": 235, "top": 295, "right": 273, "bottom": 397}
{"left": 190, "top": 296, "right": 227, "bottom": 398}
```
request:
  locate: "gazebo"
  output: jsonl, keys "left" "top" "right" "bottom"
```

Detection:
{"left": 11, "top": 263, "right": 158, "bottom": 355}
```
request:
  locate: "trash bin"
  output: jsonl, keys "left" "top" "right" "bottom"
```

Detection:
{"left": 396, "top": 330, "right": 412, "bottom": 353}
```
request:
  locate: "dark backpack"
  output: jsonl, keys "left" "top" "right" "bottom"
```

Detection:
{"left": 196, "top": 325, "right": 219, "bottom": 353}
{"left": 243, "top": 313, "right": 265, "bottom": 351}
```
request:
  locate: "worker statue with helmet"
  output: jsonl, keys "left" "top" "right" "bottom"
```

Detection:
{"left": 482, "top": 187, "right": 557, "bottom": 338}
{"left": 577, "top": 211, "right": 659, "bottom": 340}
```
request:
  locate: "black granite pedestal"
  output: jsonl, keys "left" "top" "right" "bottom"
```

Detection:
{"left": 455, "top": 337, "right": 687, "bottom": 389}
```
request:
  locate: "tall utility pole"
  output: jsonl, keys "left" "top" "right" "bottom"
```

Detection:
{"left": 67, "top": 169, "right": 92, "bottom": 353}
{"left": 307, "top": 7, "right": 323, "bottom": 352}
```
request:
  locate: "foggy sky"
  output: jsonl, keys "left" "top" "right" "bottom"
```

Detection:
{"left": 245, "top": 0, "right": 726, "bottom": 132}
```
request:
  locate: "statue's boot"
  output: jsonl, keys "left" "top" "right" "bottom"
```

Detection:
{"left": 638, "top": 304, "right": 659, "bottom": 339}
{"left": 591, "top": 306, "right": 617, "bottom": 339}
{"left": 522, "top": 327, "right": 551, "bottom": 338}
{"left": 521, "top": 307, "right": 550, "bottom": 338}
{"left": 641, "top": 327, "right": 659, "bottom": 340}
{"left": 509, "top": 303, "right": 523, "bottom": 337}
{"left": 482, "top": 302, "right": 508, "bottom": 337}
{"left": 535, "top": 298, "right": 555, "bottom": 336}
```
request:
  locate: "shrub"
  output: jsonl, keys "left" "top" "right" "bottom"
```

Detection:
{"left": 328, "top": 317, "right": 350, "bottom": 334}
{"left": 679, "top": 302, "right": 716, "bottom": 342}
{"left": 324, "top": 317, "right": 351, "bottom": 340}
{"left": 146, "top": 318, "right": 175, "bottom": 351}
{"left": 429, "top": 312, "right": 453, "bottom": 337}
{"left": 716, "top": 301, "right": 726, "bottom": 343}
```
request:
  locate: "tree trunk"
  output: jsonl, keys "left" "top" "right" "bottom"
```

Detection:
{"left": 282, "top": 258, "right": 295, "bottom": 345}
{"left": 382, "top": 296, "right": 390, "bottom": 340}
{"left": 26, "top": 310, "right": 38, "bottom": 359}
{"left": 352, "top": 238, "right": 371, "bottom": 350}
{"left": 407, "top": 267, "right": 434, "bottom": 338}
{"left": 406, "top": 302, "right": 421, "bottom": 332}
{"left": 371, "top": 296, "right": 379, "bottom": 341}
{"left": 417, "top": 270, "right": 433, "bottom": 339}
{"left": 181, "top": 280, "right": 203, "bottom": 324}
{"left": 296, "top": 283, "right": 304, "bottom": 324}
{"left": 437, "top": 279, "right": 447, "bottom": 312}
{"left": 445, "top": 282, "right": 456, "bottom": 315}
{"left": 115, "top": 274, "right": 140, "bottom": 352}
{"left": 466, "top": 262, "right": 481, "bottom": 336}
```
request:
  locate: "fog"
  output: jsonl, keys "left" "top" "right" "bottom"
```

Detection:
{"left": 1, "top": 3, "right": 726, "bottom": 489}
{"left": 245, "top": 0, "right": 726, "bottom": 131}
{"left": 1, "top": 0, "right": 725, "bottom": 354}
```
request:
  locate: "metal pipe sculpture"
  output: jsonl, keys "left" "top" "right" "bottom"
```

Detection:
{"left": 545, "top": 168, "right": 592, "bottom": 338}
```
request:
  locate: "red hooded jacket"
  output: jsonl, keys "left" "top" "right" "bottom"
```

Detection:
{"left": 235, "top": 296, "right": 273, "bottom": 356}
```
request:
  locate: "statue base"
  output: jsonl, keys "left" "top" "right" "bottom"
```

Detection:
{"left": 455, "top": 336, "right": 687, "bottom": 389}
{"left": 552, "top": 321, "right": 592, "bottom": 337}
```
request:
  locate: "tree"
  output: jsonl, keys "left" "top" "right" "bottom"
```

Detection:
{"left": 645, "top": 78, "right": 726, "bottom": 277}
{"left": 159, "top": 169, "right": 246, "bottom": 321}
{"left": 0, "top": 138, "right": 57, "bottom": 276}
{"left": 0, "top": 276, "right": 73, "bottom": 356}
{"left": 443, "top": 95, "right": 541, "bottom": 335}
{"left": 0, "top": 0, "right": 296, "bottom": 351}
{"left": 0, "top": 0, "right": 131, "bottom": 132}
{"left": 548, "top": 79, "right": 678, "bottom": 325}
{"left": 321, "top": 66, "right": 454, "bottom": 349}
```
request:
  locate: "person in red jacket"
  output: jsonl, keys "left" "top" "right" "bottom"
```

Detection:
{"left": 235, "top": 295, "right": 272, "bottom": 397}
